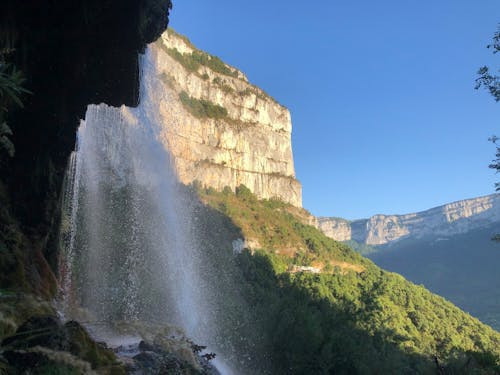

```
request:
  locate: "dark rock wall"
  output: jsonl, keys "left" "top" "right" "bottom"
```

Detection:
{"left": 0, "top": 0, "right": 172, "bottom": 292}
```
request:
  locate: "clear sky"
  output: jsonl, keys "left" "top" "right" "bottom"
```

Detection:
{"left": 168, "top": 0, "right": 500, "bottom": 219}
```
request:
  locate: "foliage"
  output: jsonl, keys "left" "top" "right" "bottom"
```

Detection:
{"left": 0, "top": 62, "right": 30, "bottom": 159}
{"left": 0, "top": 63, "right": 30, "bottom": 111}
{"left": 344, "top": 239, "right": 378, "bottom": 255}
{"left": 478, "top": 25, "right": 500, "bottom": 234}
{"left": 198, "top": 186, "right": 500, "bottom": 374}
{"left": 239, "top": 85, "right": 281, "bottom": 105}
{"left": 488, "top": 135, "right": 500, "bottom": 192}
{"left": 370, "top": 224, "right": 500, "bottom": 330}
{"left": 0, "top": 122, "right": 14, "bottom": 158}
{"left": 166, "top": 28, "right": 195, "bottom": 49}
{"left": 212, "top": 77, "right": 234, "bottom": 94}
{"left": 476, "top": 25, "right": 500, "bottom": 101}
{"left": 199, "top": 185, "right": 365, "bottom": 267}
{"left": 155, "top": 38, "right": 238, "bottom": 78}
{"left": 179, "top": 91, "right": 228, "bottom": 120}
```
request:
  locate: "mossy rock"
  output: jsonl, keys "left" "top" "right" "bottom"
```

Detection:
{"left": 1, "top": 316, "right": 125, "bottom": 374}
{"left": 64, "top": 320, "right": 116, "bottom": 368}
{"left": 36, "top": 363, "right": 82, "bottom": 375}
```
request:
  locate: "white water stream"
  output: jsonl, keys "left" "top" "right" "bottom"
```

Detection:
{"left": 58, "top": 48, "right": 237, "bottom": 374}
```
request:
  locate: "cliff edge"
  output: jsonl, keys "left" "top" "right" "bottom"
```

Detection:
{"left": 318, "top": 193, "right": 500, "bottom": 245}
{"left": 150, "top": 29, "right": 302, "bottom": 207}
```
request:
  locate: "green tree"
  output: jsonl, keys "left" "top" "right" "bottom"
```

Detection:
{"left": 475, "top": 25, "right": 500, "bottom": 101}
{"left": 478, "top": 25, "right": 500, "bottom": 242}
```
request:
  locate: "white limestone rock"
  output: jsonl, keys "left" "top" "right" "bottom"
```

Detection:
{"left": 150, "top": 29, "right": 302, "bottom": 207}
{"left": 317, "top": 194, "right": 500, "bottom": 245}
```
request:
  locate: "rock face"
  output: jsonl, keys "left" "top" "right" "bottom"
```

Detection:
{"left": 150, "top": 29, "right": 302, "bottom": 207}
{"left": 318, "top": 194, "right": 500, "bottom": 245}
{"left": 317, "top": 218, "right": 351, "bottom": 241}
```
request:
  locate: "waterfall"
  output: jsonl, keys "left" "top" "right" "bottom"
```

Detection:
{"left": 58, "top": 48, "right": 243, "bottom": 374}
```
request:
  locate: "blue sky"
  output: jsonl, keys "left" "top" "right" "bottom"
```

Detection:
{"left": 168, "top": 1, "right": 500, "bottom": 219}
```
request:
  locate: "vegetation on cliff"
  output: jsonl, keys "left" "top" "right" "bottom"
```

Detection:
{"left": 179, "top": 91, "right": 228, "bottom": 120}
{"left": 197, "top": 185, "right": 500, "bottom": 374}
{"left": 0, "top": 61, "right": 30, "bottom": 160}
{"left": 155, "top": 31, "right": 238, "bottom": 78}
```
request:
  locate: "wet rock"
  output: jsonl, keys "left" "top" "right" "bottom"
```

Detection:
{"left": 114, "top": 337, "right": 220, "bottom": 375}
{"left": 1, "top": 315, "right": 125, "bottom": 374}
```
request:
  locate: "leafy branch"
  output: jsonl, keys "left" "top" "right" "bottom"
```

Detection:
{"left": 475, "top": 25, "right": 500, "bottom": 101}
{"left": 0, "top": 62, "right": 31, "bottom": 111}
{"left": 0, "top": 62, "right": 31, "bottom": 159}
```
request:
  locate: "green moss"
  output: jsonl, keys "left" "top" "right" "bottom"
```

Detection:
{"left": 179, "top": 91, "right": 228, "bottom": 120}
{"left": 37, "top": 364, "right": 81, "bottom": 375}
{"left": 65, "top": 321, "right": 117, "bottom": 369}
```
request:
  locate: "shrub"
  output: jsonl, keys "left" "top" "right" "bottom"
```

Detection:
{"left": 179, "top": 91, "right": 228, "bottom": 120}
{"left": 156, "top": 38, "right": 238, "bottom": 78}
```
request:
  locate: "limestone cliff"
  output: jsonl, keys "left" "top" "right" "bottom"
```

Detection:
{"left": 318, "top": 194, "right": 500, "bottom": 245}
{"left": 317, "top": 218, "right": 352, "bottom": 241}
{"left": 150, "top": 29, "right": 302, "bottom": 207}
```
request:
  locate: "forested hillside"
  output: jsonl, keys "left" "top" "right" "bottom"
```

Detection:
{"left": 195, "top": 185, "right": 500, "bottom": 374}
{"left": 369, "top": 226, "right": 500, "bottom": 331}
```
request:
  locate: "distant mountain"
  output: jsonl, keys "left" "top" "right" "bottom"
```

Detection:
{"left": 318, "top": 194, "right": 500, "bottom": 245}
{"left": 317, "top": 194, "right": 500, "bottom": 330}
{"left": 371, "top": 224, "right": 500, "bottom": 330}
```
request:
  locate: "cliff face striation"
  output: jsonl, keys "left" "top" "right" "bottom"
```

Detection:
{"left": 318, "top": 194, "right": 500, "bottom": 245}
{"left": 150, "top": 29, "right": 302, "bottom": 207}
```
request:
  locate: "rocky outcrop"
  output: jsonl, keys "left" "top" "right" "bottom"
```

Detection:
{"left": 317, "top": 218, "right": 351, "bottom": 241}
{"left": 150, "top": 29, "right": 302, "bottom": 207}
{"left": 318, "top": 194, "right": 500, "bottom": 245}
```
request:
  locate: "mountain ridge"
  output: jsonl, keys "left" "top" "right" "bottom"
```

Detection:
{"left": 317, "top": 193, "right": 500, "bottom": 245}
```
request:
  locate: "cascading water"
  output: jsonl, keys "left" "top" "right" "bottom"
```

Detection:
{"left": 58, "top": 47, "right": 249, "bottom": 374}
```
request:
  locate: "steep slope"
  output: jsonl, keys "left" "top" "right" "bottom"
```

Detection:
{"left": 317, "top": 194, "right": 500, "bottom": 331}
{"left": 149, "top": 29, "right": 302, "bottom": 206}
{"left": 370, "top": 224, "right": 500, "bottom": 331}
{"left": 194, "top": 186, "right": 500, "bottom": 374}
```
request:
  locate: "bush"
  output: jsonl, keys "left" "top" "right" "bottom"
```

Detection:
{"left": 156, "top": 39, "right": 238, "bottom": 78}
{"left": 179, "top": 91, "right": 228, "bottom": 120}
{"left": 235, "top": 185, "right": 256, "bottom": 202}
{"left": 195, "top": 185, "right": 500, "bottom": 375}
